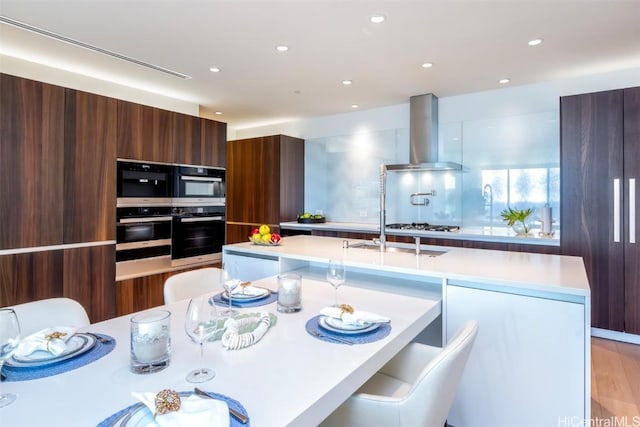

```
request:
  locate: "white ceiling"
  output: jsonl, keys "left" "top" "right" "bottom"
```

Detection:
{"left": 1, "top": 0, "right": 639, "bottom": 130}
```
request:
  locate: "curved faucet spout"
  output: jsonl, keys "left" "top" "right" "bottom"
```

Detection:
{"left": 379, "top": 164, "right": 387, "bottom": 252}
{"left": 483, "top": 184, "right": 493, "bottom": 225}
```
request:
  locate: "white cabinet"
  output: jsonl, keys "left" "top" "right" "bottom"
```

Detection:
{"left": 446, "top": 284, "right": 586, "bottom": 427}
{"left": 222, "top": 252, "right": 279, "bottom": 282}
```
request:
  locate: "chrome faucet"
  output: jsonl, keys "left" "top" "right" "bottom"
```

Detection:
{"left": 483, "top": 184, "right": 493, "bottom": 225}
{"left": 379, "top": 164, "right": 387, "bottom": 252}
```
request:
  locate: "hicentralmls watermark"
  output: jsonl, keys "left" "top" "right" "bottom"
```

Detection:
{"left": 558, "top": 416, "right": 640, "bottom": 427}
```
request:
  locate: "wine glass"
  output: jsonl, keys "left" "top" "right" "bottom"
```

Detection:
{"left": 0, "top": 309, "right": 21, "bottom": 407}
{"left": 219, "top": 264, "right": 241, "bottom": 316}
{"left": 184, "top": 295, "right": 220, "bottom": 383}
{"left": 326, "top": 259, "right": 346, "bottom": 307}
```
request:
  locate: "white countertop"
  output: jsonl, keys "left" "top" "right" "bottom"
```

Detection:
{"left": 224, "top": 235, "right": 589, "bottom": 298}
{"left": 280, "top": 221, "right": 560, "bottom": 246}
{"left": 3, "top": 277, "right": 440, "bottom": 427}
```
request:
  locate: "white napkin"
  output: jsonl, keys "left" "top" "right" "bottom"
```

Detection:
{"left": 230, "top": 285, "right": 267, "bottom": 297}
{"left": 132, "top": 392, "right": 229, "bottom": 427}
{"left": 14, "top": 326, "right": 76, "bottom": 358}
{"left": 320, "top": 307, "right": 390, "bottom": 326}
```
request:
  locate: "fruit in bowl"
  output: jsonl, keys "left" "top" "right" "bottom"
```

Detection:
{"left": 249, "top": 225, "right": 282, "bottom": 246}
{"left": 297, "top": 212, "right": 326, "bottom": 223}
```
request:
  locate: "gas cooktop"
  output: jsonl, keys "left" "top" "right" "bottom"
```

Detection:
{"left": 386, "top": 223, "right": 460, "bottom": 232}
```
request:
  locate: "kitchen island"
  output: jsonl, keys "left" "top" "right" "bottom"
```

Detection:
{"left": 223, "top": 235, "right": 590, "bottom": 427}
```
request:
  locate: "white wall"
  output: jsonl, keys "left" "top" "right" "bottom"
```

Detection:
{"left": 234, "top": 68, "right": 639, "bottom": 224}
{"left": 237, "top": 67, "right": 640, "bottom": 139}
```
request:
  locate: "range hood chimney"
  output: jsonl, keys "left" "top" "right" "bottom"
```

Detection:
{"left": 385, "top": 93, "right": 462, "bottom": 171}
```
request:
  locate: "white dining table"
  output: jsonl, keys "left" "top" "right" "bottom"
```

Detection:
{"left": 1, "top": 275, "right": 441, "bottom": 427}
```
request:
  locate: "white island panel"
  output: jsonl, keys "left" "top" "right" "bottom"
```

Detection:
{"left": 446, "top": 284, "right": 586, "bottom": 427}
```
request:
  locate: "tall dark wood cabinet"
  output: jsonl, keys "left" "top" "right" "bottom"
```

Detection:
{"left": 226, "top": 135, "right": 304, "bottom": 243}
{"left": 560, "top": 86, "right": 639, "bottom": 334}
{"left": 64, "top": 89, "right": 117, "bottom": 243}
{"left": 623, "top": 88, "right": 640, "bottom": 334}
{"left": 0, "top": 73, "right": 65, "bottom": 249}
{"left": 0, "top": 74, "right": 116, "bottom": 322}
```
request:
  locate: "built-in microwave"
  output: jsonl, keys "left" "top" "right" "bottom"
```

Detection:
{"left": 117, "top": 159, "right": 173, "bottom": 207}
{"left": 173, "top": 165, "right": 225, "bottom": 206}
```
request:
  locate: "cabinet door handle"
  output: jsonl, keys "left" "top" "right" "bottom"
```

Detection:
{"left": 630, "top": 178, "right": 636, "bottom": 244}
{"left": 614, "top": 179, "right": 621, "bottom": 243}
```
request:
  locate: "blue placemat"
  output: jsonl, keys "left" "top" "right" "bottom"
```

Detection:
{"left": 305, "top": 315, "right": 391, "bottom": 345}
{"left": 97, "top": 390, "right": 249, "bottom": 427}
{"left": 209, "top": 290, "right": 277, "bottom": 308}
{"left": 2, "top": 333, "right": 116, "bottom": 382}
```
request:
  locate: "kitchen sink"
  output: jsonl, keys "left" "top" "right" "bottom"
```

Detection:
{"left": 349, "top": 242, "right": 448, "bottom": 257}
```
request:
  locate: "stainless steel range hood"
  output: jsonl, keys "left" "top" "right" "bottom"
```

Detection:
{"left": 385, "top": 94, "right": 462, "bottom": 171}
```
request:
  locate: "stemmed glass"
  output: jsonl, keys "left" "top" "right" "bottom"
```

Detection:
{"left": 0, "top": 308, "right": 21, "bottom": 408}
{"left": 326, "top": 259, "right": 346, "bottom": 307}
{"left": 219, "top": 264, "right": 241, "bottom": 316}
{"left": 184, "top": 295, "right": 220, "bottom": 383}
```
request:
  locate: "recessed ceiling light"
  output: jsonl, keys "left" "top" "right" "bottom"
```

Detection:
{"left": 275, "top": 45, "right": 289, "bottom": 52}
{"left": 351, "top": 104, "right": 359, "bottom": 109}
{"left": 528, "top": 38, "right": 543, "bottom": 46}
{"left": 342, "top": 80, "right": 353, "bottom": 85}
{"left": 215, "top": 111, "right": 223, "bottom": 115}
{"left": 421, "top": 62, "right": 434, "bottom": 69}
{"left": 209, "top": 67, "right": 220, "bottom": 73}
{"left": 370, "top": 14, "right": 385, "bottom": 24}
{"left": 499, "top": 78, "right": 510, "bottom": 84}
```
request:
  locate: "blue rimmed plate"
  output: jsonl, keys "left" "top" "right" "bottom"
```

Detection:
{"left": 318, "top": 316, "right": 381, "bottom": 335}
{"left": 6, "top": 333, "right": 97, "bottom": 368}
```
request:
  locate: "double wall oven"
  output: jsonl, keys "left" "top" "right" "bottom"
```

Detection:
{"left": 116, "top": 159, "right": 226, "bottom": 266}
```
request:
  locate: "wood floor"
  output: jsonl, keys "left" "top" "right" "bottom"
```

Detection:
{"left": 591, "top": 337, "right": 640, "bottom": 420}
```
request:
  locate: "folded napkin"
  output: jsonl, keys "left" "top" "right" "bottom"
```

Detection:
{"left": 14, "top": 326, "right": 76, "bottom": 358}
{"left": 320, "top": 307, "right": 390, "bottom": 326}
{"left": 229, "top": 285, "right": 267, "bottom": 297}
{"left": 132, "top": 392, "right": 228, "bottom": 427}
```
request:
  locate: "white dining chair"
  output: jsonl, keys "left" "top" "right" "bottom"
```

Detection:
{"left": 319, "top": 320, "right": 479, "bottom": 427}
{"left": 163, "top": 267, "right": 222, "bottom": 304}
{"left": 9, "top": 297, "right": 91, "bottom": 336}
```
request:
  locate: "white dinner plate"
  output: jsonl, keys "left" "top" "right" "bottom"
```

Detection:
{"left": 222, "top": 287, "right": 270, "bottom": 301}
{"left": 319, "top": 316, "right": 381, "bottom": 335}
{"left": 7, "top": 333, "right": 97, "bottom": 367}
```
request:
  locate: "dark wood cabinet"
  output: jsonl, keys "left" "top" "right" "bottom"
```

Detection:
{"left": 201, "top": 118, "right": 227, "bottom": 167}
{"left": 173, "top": 114, "right": 227, "bottom": 167}
{"left": 0, "top": 245, "right": 115, "bottom": 323}
{"left": 173, "top": 112, "right": 202, "bottom": 165}
{"left": 0, "top": 73, "right": 65, "bottom": 249}
{"left": 623, "top": 87, "right": 640, "bottom": 334}
{"left": 117, "top": 100, "right": 174, "bottom": 163}
{"left": 118, "top": 101, "right": 226, "bottom": 167}
{"left": 0, "top": 250, "right": 64, "bottom": 307}
{"left": 226, "top": 135, "right": 304, "bottom": 243}
{"left": 116, "top": 272, "right": 170, "bottom": 317}
{"left": 462, "top": 240, "right": 559, "bottom": 254}
{"left": 560, "top": 87, "right": 639, "bottom": 333}
{"left": 63, "top": 245, "right": 116, "bottom": 323}
{"left": 64, "top": 89, "right": 117, "bottom": 243}
{"left": 115, "top": 262, "right": 221, "bottom": 316}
